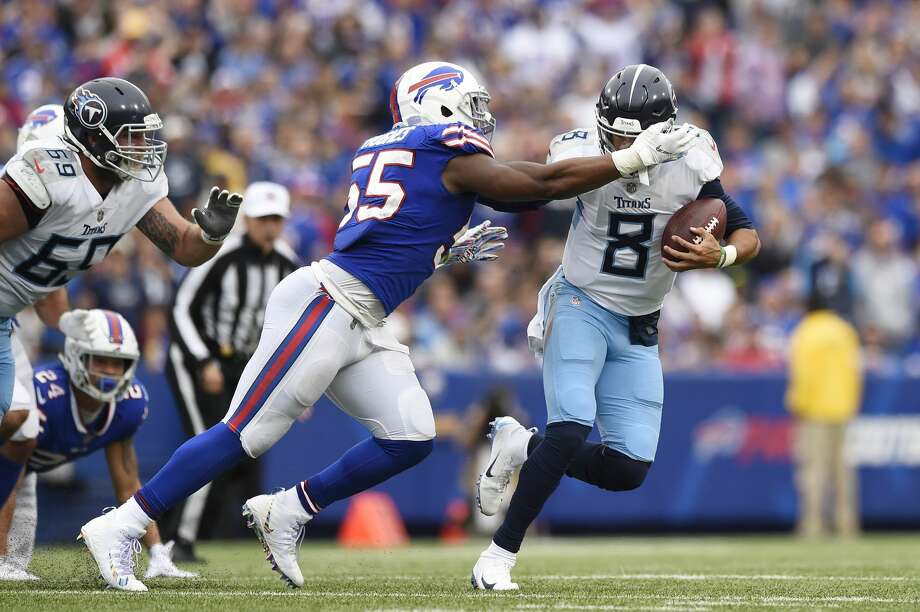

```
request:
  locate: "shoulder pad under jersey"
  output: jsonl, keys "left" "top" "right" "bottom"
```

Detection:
{"left": 547, "top": 129, "right": 599, "bottom": 163}
{"left": 683, "top": 126, "right": 723, "bottom": 183}
{"left": 5, "top": 155, "right": 51, "bottom": 209}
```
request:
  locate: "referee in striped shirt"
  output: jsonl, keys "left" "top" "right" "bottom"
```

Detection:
{"left": 163, "top": 182, "right": 299, "bottom": 561}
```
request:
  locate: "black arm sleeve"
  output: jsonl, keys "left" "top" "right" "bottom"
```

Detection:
{"left": 697, "top": 179, "right": 754, "bottom": 236}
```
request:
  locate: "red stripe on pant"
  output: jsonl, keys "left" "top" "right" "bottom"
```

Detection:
{"left": 227, "top": 295, "right": 332, "bottom": 433}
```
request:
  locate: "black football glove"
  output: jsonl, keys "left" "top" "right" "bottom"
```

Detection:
{"left": 192, "top": 186, "right": 243, "bottom": 245}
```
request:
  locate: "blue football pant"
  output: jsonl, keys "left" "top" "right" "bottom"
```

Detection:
{"left": 542, "top": 280, "right": 663, "bottom": 461}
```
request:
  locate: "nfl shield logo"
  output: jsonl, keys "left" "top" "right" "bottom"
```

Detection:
{"left": 571, "top": 296, "right": 581, "bottom": 306}
{"left": 626, "top": 183, "right": 637, "bottom": 194}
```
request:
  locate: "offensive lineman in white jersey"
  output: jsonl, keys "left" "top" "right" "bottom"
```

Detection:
{"left": 0, "top": 77, "right": 244, "bottom": 510}
{"left": 471, "top": 64, "right": 762, "bottom": 590}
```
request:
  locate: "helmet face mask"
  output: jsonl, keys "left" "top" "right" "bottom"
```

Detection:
{"left": 391, "top": 61, "right": 497, "bottom": 141}
{"left": 81, "top": 354, "right": 134, "bottom": 399}
{"left": 461, "top": 89, "right": 495, "bottom": 139}
{"left": 102, "top": 117, "right": 167, "bottom": 181}
{"left": 63, "top": 78, "right": 167, "bottom": 182}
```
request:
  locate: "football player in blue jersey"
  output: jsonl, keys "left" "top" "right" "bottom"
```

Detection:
{"left": 0, "top": 309, "right": 195, "bottom": 581}
{"left": 80, "top": 60, "right": 700, "bottom": 591}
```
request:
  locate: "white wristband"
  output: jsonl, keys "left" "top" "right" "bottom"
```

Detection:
{"left": 610, "top": 148, "right": 643, "bottom": 177}
{"left": 719, "top": 244, "right": 738, "bottom": 268}
{"left": 200, "top": 229, "right": 226, "bottom": 246}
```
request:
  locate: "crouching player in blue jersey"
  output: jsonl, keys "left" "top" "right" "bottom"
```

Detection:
{"left": 80, "top": 60, "right": 700, "bottom": 591}
{"left": 470, "top": 65, "right": 762, "bottom": 590}
{"left": 0, "top": 309, "right": 195, "bottom": 581}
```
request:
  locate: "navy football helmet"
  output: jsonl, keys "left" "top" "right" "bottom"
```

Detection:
{"left": 596, "top": 64, "right": 678, "bottom": 152}
{"left": 63, "top": 78, "right": 166, "bottom": 182}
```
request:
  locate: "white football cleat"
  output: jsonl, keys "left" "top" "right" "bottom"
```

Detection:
{"left": 144, "top": 541, "right": 199, "bottom": 579}
{"left": 243, "top": 492, "right": 310, "bottom": 588}
{"left": 471, "top": 551, "right": 519, "bottom": 591}
{"left": 476, "top": 416, "right": 535, "bottom": 516}
{"left": 0, "top": 558, "right": 39, "bottom": 581}
{"left": 79, "top": 511, "right": 148, "bottom": 592}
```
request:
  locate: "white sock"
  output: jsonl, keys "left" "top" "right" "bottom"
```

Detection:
{"left": 512, "top": 428, "right": 536, "bottom": 466}
{"left": 280, "top": 487, "right": 313, "bottom": 524}
{"left": 487, "top": 540, "right": 517, "bottom": 562}
{"left": 117, "top": 497, "right": 154, "bottom": 537}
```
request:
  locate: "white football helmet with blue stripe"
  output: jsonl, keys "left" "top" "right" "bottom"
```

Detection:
{"left": 389, "top": 61, "right": 495, "bottom": 139}
{"left": 61, "top": 309, "right": 139, "bottom": 402}
{"left": 17, "top": 104, "right": 65, "bottom": 152}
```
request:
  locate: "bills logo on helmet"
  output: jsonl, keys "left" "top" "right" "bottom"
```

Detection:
{"left": 72, "top": 88, "right": 107, "bottom": 128}
{"left": 407, "top": 66, "right": 464, "bottom": 104}
{"left": 25, "top": 107, "right": 60, "bottom": 129}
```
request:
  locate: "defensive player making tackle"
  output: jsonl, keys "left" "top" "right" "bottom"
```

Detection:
{"left": 0, "top": 78, "right": 243, "bottom": 511}
{"left": 80, "top": 60, "right": 699, "bottom": 591}
{"left": 471, "top": 64, "right": 762, "bottom": 590}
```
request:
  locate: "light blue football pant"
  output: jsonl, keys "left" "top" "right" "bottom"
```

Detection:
{"left": 0, "top": 317, "right": 12, "bottom": 421}
{"left": 542, "top": 279, "right": 663, "bottom": 461}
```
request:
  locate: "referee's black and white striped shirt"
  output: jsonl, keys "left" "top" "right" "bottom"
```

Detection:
{"left": 170, "top": 233, "right": 300, "bottom": 366}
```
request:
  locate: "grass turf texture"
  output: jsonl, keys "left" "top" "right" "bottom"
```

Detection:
{"left": 2, "top": 536, "right": 920, "bottom": 610}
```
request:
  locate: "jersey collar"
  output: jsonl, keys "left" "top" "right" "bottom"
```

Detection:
{"left": 70, "top": 391, "right": 116, "bottom": 438}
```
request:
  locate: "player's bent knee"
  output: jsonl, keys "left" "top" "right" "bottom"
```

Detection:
{"left": 375, "top": 438, "right": 433, "bottom": 470}
{"left": 545, "top": 421, "right": 592, "bottom": 455}
{"left": 396, "top": 385, "right": 436, "bottom": 441}
{"left": 596, "top": 448, "right": 651, "bottom": 491}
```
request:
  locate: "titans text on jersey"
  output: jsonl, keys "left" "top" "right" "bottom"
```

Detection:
{"left": 547, "top": 127, "right": 752, "bottom": 316}
{"left": 27, "top": 362, "right": 148, "bottom": 473}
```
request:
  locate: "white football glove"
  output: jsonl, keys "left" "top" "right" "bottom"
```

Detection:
{"left": 611, "top": 121, "right": 699, "bottom": 180}
{"left": 144, "top": 541, "right": 199, "bottom": 579}
{"left": 58, "top": 309, "right": 102, "bottom": 343}
{"left": 436, "top": 220, "right": 509, "bottom": 269}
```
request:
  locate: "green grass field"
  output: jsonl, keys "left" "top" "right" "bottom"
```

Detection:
{"left": 2, "top": 535, "right": 920, "bottom": 610}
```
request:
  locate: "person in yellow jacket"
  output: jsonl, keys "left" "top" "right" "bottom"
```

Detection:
{"left": 786, "top": 288, "right": 862, "bottom": 537}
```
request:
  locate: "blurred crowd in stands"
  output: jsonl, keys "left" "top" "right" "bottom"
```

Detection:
{"left": 2, "top": 0, "right": 920, "bottom": 375}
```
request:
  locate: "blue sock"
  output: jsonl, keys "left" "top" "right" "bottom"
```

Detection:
{"left": 0, "top": 454, "right": 22, "bottom": 509}
{"left": 297, "top": 437, "right": 432, "bottom": 512}
{"left": 134, "top": 423, "right": 246, "bottom": 518}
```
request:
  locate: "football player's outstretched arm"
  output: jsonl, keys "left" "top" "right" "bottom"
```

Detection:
{"left": 444, "top": 154, "right": 623, "bottom": 203}
{"left": 105, "top": 439, "right": 163, "bottom": 549}
{"left": 443, "top": 122, "right": 698, "bottom": 203}
{"left": 138, "top": 186, "right": 242, "bottom": 267}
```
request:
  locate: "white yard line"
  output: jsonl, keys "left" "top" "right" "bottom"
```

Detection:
{"left": 6, "top": 590, "right": 920, "bottom": 605}
{"left": 183, "top": 573, "right": 916, "bottom": 582}
{"left": 534, "top": 573, "right": 916, "bottom": 582}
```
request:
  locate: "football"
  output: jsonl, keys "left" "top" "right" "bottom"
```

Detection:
{"left": 661, "top": 197, "right": 727, "bottom": 255}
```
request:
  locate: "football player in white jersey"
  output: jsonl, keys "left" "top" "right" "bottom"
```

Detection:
{"left": 471, "top": 64, "right": 761, "bottom": 590}
{"left": 0, "top": 78, "right": 243, "bottom": 509}
{"left": 0, "top": 105, "right": 70, "bottom": 439}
